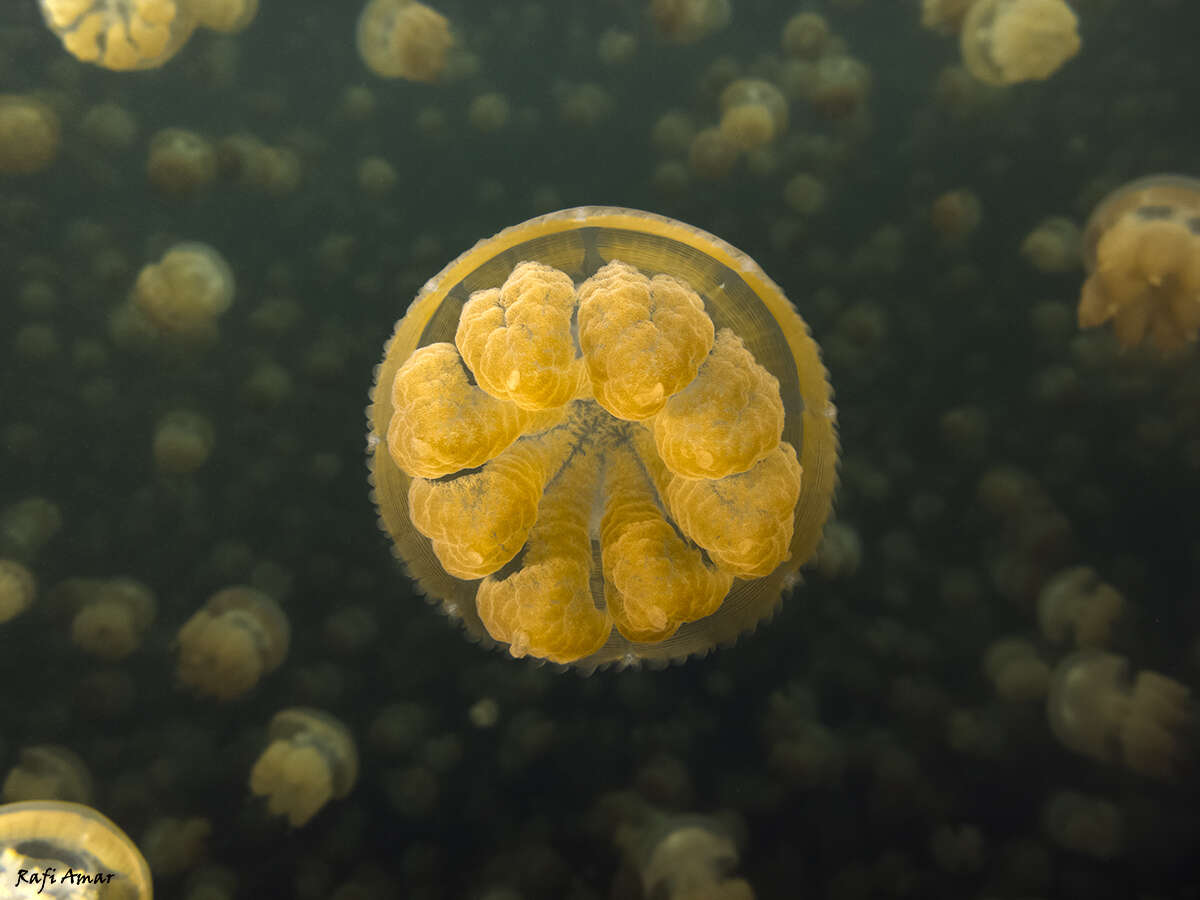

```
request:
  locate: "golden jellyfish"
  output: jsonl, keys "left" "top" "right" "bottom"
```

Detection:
{"left": 181, "top": 0, "right": 258, "bottom": 33}
{"left": 1038, "top": 565, "right": 1123, "bottom": 648}
{"left": 356, "top": 0, "right": 454, "bottom": 83}
{"left": 930, "top": 188, "right": 982, "bottom": 244}
{"left": 0, "top": 559, "right": 36, "bottom": 623}
{"left": 688, "top": 127, "right": 739, "bottom": 180}
{"left": 153, "top": 410, "right": 215, "bottom": 475}
{"left": 1021, "top": 215, "right": 1081, "bottom": 273}
{"left": 1047, "top": 650, "right": 1193, "bottom": 779}
{"left": 960, "top": 0, "right": 1081, "bottom": 86}
{"left": 62, "top": 577, "right": 157, "bottom": 661}
{"left": 809, "top": 54, "right": 872, "bottom": 120}
{"left": 38, "top": 0, "right": 197, "bottom": 71}
{"left": 134, "top": 242, "right": 235, "bottom": 337}
{"left": 718, "top": 79, "right": 788, "bottom": 152}
{"left": 2, "top": 746, "right": 93, "bottom": 805}
{"left": 649, "top": 0, "right": 732, "bottom": 44}
{"left": 367, "top": 208, "right": 839, "bottom": 668}
{"left": 248, "top": 708, "right": 358, "bottom": 827}
{"left": 147, "top": 128, "right": 218, "bottom": 194}
{"left": 357, "top": 156, "right": 397, "bottom": 196}
{"left": 176, "top": 586, "right": 290, "bottom": 700}
{"left": 0, "top": 801, "right": 152, "bottom": 899}
{"left": 0, "top": 497, "right": 62, "bottom": 561}
{"left": 1077, "top": 174, "right": 1200, "bottom": 353}
{"left": 921, "top": 0, "right": 973, "bottom": 35}
{"left": 781, "top": 12, "right": 831, "bottom": 58}
{"left": 0, "top": 95, "right": 60, "bottom": 175}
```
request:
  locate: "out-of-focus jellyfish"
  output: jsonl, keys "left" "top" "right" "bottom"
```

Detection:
{"left": 176, "top": 586, "right": 290, "bottom": 700}
{"left": 1021, "top": 216, "right": 1081, "bottom": 273}
{"left": 921, "top": 0, "right": 973, "bottom": 34}
{"left": 134, "top": 242, "right": 235, "bottom": 338}
{"left": 147, "top": 128, "right": 218, "bottom": 195}
{"left": 56, "top": 577, "right": 157, "bottom": 661}
{"left": 467, "top": 92, "right": 510, "bottom": 132}
{"left": 809, "top": 54, "right": 872, "bottom": 120}
{"left": 960, "top": 0, "right": 1081, "bottom": 86}
{"left": 0, "top": 800, "right": 151, "bottom": 898}
{"left": 2, "top": 746, "right": 93, "bottom": 805}
{"left": 649, "top": 0, "right": 731, "bottom": 44}
{"left": 619, "top": 811, "right": 755, "bottom": 900}
{"left": 248, "top": 708, "right": 358, "bottom": 827}
{"left": 688, "top": 127, "right": 739, "bottom": 180}
{"left": 38, "top": 0, "right": 197, "bottom": 71}
{"left": 356, "top": 0, "right": 454, "bottom": 82}
{"left": 784, "top": 173, "right": 827, "bottom": 217}
{"left": 1047, "top": 650, "right": 1193, "bottom": 779}
{"left": 1042, "top": 790, "right": 1123, "bottom": 859}
{"left": 982, "top": 637, "right": 1050, "bottom": 702}
{"left": 0, "top": 559, "right": 36, "bottom": 624}
{"left": 153, "top": 410, "right": 215, "bottom": 475}
{"left": 368, "top": 208, "right": 838, "bottom": 668}
{"left": 0, "top": 95, "right": 60, "bottom": 175}
{"left": 182, "top": 0, "right": 258, "bottom": 33}
{"left": 781, "top": 12, "right": 830, "bottom": 58}
{"left": 718, "top": 79, "right": 788, "bottom": 152}
{"left": 0, "top": 497, "right": 62, "bottom": 561}
{"left": 1077, "top": 174, "right": 1200, "bottom": 353}
{"left": 930, "top": 188, "right": 982, "bottom": 244}
{"left": 1038, "top": 566, "right": 1123, "bottom": 648}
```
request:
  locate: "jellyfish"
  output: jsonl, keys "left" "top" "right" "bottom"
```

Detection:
{"left": 134, "top": 242, "right": 235, "bottom": 338}
{"left": 0, "top": 559, "right": 36, "bottom": 624}
{"left": 248, "top": 708, "right": 358, "bottom": 827}
{"left": 982, "top": 637, "right": 1050, "bottom": 703}
{"left": 182, "top": 0, "right": 258, "bottom": 33}
{"left": 153, "top": 410, "right": 215, "bottom": 475}
{"left": 176, "top": 586, "right": 290, "bottom": 700}
{"left": 1077, "top": 174, "right": 1200, "bottom": 353}
{"left": 718, "top": 79, "right": 788, "bottom": 152}
{"left": 38, "top": 0, "right": 197, "bottom": 71}
{"left": 616, "top": 810, "right": 755, "bottom": 900}
{"left": 0, "top": 800, "right": 151, "bottom": 898}
{"left": 649, "top": 0, "right": 731, "bottom": 44}
{"left": 147, "top": 128, "right": 218, "bottom": 195}
{"left": 2, "top": 746, "right": 93, "bottom": 805}
{"left": 1038, "top": 566, "right": 1123, "bottom": 648}
{"left": 367, "top": 207, "right": 838, "bottom": 668}
{"left": 60, "top": 577, "right": 157, "bottom": 661}
{"left": 960, "top": 0, "right": 1081, "bottom": 86}
{"left": 1047, "top": 650, "right": 1193, "bottom": 779}
{"left": 1021, "top": 216, "right": 1081, "bottom": 273}
{"left": 781, "top": 12, "right": 830, "bottom": 58}
{"left": 356, "top": 0, "right": 454, "bottom": 82}
{"left": 0, "top": 95, "right": 60, "bottom": 175}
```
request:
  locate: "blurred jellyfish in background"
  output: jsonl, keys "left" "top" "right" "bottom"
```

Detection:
{"left": 176, "top": 586, "right": 290, "bottom": 700}
{"left": 248, "top": 707, "right": 358, "bottom": 827}
{"left": 356, "top": 0, "right": 454, "bottom": 82}
{"left": 0, "top": 95, "right": 60, "bottom": 174}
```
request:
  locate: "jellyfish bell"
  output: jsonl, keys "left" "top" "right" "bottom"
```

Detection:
{"left": 1077, "top": 174, "right": 1200, "bottom": 353}
{"left": 367, "top": 207, "right": 838, "bottom": 670}
{"left": 38, "top": 0, "right": 197, "bottom": 71}
{"left": 0, "top": 800, "right": 152, "bottom": 899}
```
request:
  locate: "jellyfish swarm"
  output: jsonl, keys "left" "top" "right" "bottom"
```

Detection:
{"left": 368, "top": 208, "right": 838, "bottom": 669}
{"left": 1078, "top": 174, "right": 1200, "bottom": 353}
{"left": 0, "top": 801, "right": 151, "bottom": 899}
